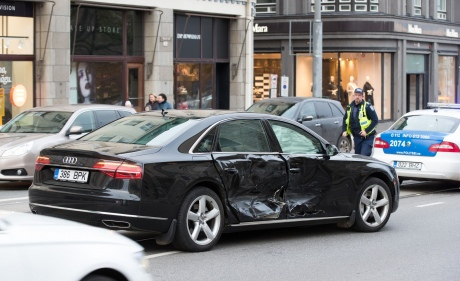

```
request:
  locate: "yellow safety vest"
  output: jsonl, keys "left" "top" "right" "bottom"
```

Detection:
{"left": 345, "top": 102, "right": 375, "bottom": 135}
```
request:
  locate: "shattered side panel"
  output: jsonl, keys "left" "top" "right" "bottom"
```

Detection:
{"left": 284, "top": 155, "right": 354, "bottom": 218}
{"left": 212, "top": 153, "right": 288, "bottom": 222}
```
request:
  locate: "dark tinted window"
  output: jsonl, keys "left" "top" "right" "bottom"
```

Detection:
{"left": 216, "top": 120, "right": 270, "bottom": 152}
{"left": 330, "top": 103, "right": 344, "bottom": 117}
{"left": 71, "top": 111, "right": 96, "bottom": 133}
{"left": 315, "top": 102, "right": 332, "bottom": 118}
{"left": 95, "top": 110, "right": 119, "bottom": 128}
{"left": 202, "top": 17, "right": 213, "bottom": 59}
{"left": 194, "top": 127, "right": 216, "bottom": 153}
{"left": 300, "top": 102, "right": 317, "bottom": 119}
{"left": 0, "top": 111, "right": 72, "bottom": 133}
{"left": 247, "top": 101, "right": 296, "bottom": 116}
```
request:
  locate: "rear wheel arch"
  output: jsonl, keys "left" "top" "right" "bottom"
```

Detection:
{"left": 187, "top": 181, "right": 228, "bottom": 219}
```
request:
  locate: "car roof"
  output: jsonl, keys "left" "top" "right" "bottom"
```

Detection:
{"left": 253, "top": 97, "right": 337, "bottom": 103}
{"left": 136, "top": 109, "right": 241, "bottom": 118}
{"left": 403, "top": 108, "right": 460, "bottom": 118}
{"left": 26, "top": 104, "right": 136, "bottom": 113}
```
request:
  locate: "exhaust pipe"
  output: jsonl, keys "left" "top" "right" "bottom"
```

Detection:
{"left": 102, "top": 220, "right": 131, "bottom": 229}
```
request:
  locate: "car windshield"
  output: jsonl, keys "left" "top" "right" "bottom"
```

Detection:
{"left": 80, "top": 115, "right": 200, "bottom": 146}
{"left": 0, "top": 111, "right": 72, "bottom": 134}
{"left": 247, "top": 101, "right": 297, "bottom": 117}
{"left": 391, "top": 114, "right": 460, "bottom": 133}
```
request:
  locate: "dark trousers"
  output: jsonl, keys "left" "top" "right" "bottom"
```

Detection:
{"left": 353, "top": 134, "right": 375, "bottom": 156}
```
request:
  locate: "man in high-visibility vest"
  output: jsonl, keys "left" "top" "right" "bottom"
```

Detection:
{"left": 342, "top": 87, "right": 379, "bottom": 156}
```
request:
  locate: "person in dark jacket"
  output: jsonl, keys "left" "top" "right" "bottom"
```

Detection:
{"left": 156, "top": 93, "right": 173, "bottom": 110}
{"left": 144, "top": 94, "right": 158, "bottom": 111}
{"left": 363, "top": 76, "right": 375, "bottom": 106}
{"left": 342, "top": 87, "right": 379, "bottom": 156}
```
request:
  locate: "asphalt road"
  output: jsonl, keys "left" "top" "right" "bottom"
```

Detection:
{"left": 1, "top": 180, "right": 460, "bottom": 280}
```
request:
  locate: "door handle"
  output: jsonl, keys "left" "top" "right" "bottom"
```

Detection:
{"left": 315, "top": 123, "right": 321, "bottom": 127}
{"left": 334, "top": 121, "right": 339, "bottom": 124}
{"left": 224, "top": 168, "right": 238, "bottom": 174}
{"left": 289, "top": 168, "right": 301, "bottom": 173}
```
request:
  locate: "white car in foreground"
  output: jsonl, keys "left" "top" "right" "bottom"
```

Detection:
{"left": 372, "top": 103, "right": 460, "bottom": 183}
{"left": 0, "top": 211, "right": 152, "bottom": 281}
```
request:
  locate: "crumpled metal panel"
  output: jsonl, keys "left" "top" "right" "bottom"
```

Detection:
{"left": 213, "top": 153, "right": 288, "bottom": 221}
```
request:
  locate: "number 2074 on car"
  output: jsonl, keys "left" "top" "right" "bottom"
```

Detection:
{"left": 54, "top": 169, "right": 89, "bottom": 183}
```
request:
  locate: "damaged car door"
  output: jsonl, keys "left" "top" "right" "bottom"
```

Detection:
{"left": 267, "top": 120, "right": 341, "bottom": 218}
{"left": 211, "top": 119, "right": 288, "bottom": 222}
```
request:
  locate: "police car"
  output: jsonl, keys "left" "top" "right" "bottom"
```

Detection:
{"left": 372, "top": 103, "right": 460, "bottom": 183}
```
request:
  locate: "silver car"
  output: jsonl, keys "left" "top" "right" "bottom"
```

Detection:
{"left": 0, "top": 104, "right": 135, "bottom": 181}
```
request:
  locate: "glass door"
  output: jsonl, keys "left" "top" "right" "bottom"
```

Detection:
{"left": 127, "top": 63, "right": 144, "bottom": 112}
{"left": 406, "top": 74, "right": 425, "bottom": 112}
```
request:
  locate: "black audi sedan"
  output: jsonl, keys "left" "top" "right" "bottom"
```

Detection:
{"left": 29, "top": 110, "right": 399, "bottom": 252}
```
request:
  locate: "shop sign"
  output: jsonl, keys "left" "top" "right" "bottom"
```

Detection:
{"left": 446, "top": 29, "right": 459, "bottom": 38}
{"left": 408, "top": 24, "right": 422, "bottom": 34}
{"left": 176, "top": 33, "right": 201, "bottom": 40}
{"left": 10, "top": 84, "right": 27, "bottom": 107}
{"left": 253, "top": 24, "right": 268, "bottom": 33}
{"left": 0, "top": 2, "right": 32, "bottom": 17}
{"left": 0, "top": 67, "right": 11, "bottom": 85}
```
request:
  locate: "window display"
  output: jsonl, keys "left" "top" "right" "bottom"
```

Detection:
{"left": 437, "top": 56, "right": 456, "bottom": 103}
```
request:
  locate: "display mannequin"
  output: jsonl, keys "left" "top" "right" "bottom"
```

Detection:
{"left": 347, "top": 76, "right": 357, "bottom": 103}
{"left": 363, "top": 76, "right": 375, "bottom": 105}
{"left": 327, "top": 76, "right": 338, "bottom": 98}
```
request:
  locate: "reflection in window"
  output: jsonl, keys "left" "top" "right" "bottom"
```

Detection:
{"left": 392, "top": 115, "right": 459, "bottom": 133}
{"left": 1, "top": 111, "right": 72, "bottom": 134}
{"left": 269, "top": 120, "right": 323, "bottom": 154}
{"left": 175, "top": 63, "right": 214, "bottom": 109}
{"left": 438, "top": 56, "right": 456, "bottom": 103}
{"left": 217, "top": 120, "right": 270, "bottom": 152}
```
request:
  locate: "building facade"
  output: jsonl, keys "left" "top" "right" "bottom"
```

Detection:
{"left": 254, "top": 0, "right": 460, "bottom": 121}
{"left": 0, "top": 0, "right": 254, "bottom": 125}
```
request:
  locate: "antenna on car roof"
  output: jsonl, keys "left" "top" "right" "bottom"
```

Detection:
{"left": 161, "top": 109, "right": 168, "bottom": 117}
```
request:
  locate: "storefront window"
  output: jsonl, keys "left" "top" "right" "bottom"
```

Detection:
{"left": 437, "top": 56, "right": 456, "bottom": 103}
{"left": 0, "top": 61, "right": 33, "bottom": 125}
{"left": 71, "top": 6, "right": 143, "bottom": 56}
{"left": 295, "top": 52, "right": 392, "bottom": 120}
{"left": 175, "top": 63, "right": 214, "bottom": 109}
{"left": 254, "top": 54, "right": 281, "bottom": 103}
{"left": 70, "top": 62, "right": 123, "bottom": 105}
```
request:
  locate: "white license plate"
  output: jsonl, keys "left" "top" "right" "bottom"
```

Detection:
{"left": 54, "top": 169, "right": 89, "bottom": 183}
{"left": 393, "top": 161, "right": 422, "bottom": 170}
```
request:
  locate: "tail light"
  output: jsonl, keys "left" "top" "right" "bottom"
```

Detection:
{"left": 35, "top": 156, "right": 50, "bottom": 171}
{"left": 92, "top": 160, "right": 143, "bottom": 179}
{"left": 374, "top": 137, "right": 389, "bottom": 149}
{"left": 428, "top": 141, "right": 460, "bottom": 153}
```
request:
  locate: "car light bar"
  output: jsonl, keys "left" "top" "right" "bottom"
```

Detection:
{"left": 92, "top": 160, "right": 143, "bottom": 179}
{"left": 426, "top": 102, "right": 460, "bottom": 109}
{"left": 35, "top": 156, "right": 50, "bottom": 171}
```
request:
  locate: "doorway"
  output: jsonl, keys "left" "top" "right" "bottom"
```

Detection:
{"left": 406, "top": 74, "right": 426, "bottom": 113}
{"left": 127, "top": 63, "right": 144, "bottom": 111}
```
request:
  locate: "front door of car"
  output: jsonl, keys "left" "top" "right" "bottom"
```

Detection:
{"left": 299, "top": 101, "right": 323, "bottom": 137}
{"left": 267, "top": 120, "right": 340, "bottom": 218}
{"left": 314, "top": 101, "right": 339, "bottom": 144}
{"left": 211, "top": 119, "right": 288, "bottom": 222}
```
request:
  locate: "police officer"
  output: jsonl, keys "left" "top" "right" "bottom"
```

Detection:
{"left": 342, "top": 87, "right": 379, "bottom": 156}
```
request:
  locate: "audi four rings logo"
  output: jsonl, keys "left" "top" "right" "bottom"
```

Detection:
{"left": 62, "top": 156, "right": 78, "bottom": 164}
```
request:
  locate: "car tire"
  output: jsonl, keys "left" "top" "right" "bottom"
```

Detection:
{"left": 352, "top": 178, "right": 392, "bottom": 232}
{"left": 172, "top": 187, "right": 224, "bottom": 252}
{"left": 337, "top": 136, "right": 352, "bottom": 153}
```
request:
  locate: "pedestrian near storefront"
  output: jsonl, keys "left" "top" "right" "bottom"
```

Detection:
{"left": 144, "top": 94, "right": 158, "bottom": 111}
{"left": 156, "top": 93, "right": 173, "bottom": 110}
{"left": 342, "top": 87, "right": 379, "bottom": 156}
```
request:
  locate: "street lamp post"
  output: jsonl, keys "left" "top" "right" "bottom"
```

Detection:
{"left": 312, "top": 0, "right": 322, "bottom": 98}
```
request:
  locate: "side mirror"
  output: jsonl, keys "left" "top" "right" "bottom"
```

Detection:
{"left": 66, "top": 125, "right": 84, "bottom": 136}
{"left": 302, "top": 115, "right": 314, "bottom": 122}
{"left": 326, "top": 144, "right": 339, "bottom": 157}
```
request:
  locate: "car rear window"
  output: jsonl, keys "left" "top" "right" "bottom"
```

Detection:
{"left": 80, "top": 115, "right": 199, "bottom": 146}
{"left": 246, "top": 101, "right": 296, "bottom": 117}
{"left": 391, "top": 115, "right": 460, "bottom": 133}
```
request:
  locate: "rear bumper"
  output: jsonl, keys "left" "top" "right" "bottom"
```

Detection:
{"left": 372, "top": 151, "right": 460, "bottom": 182}
{"left": 29, "top": 183, "right": 171, "bottom": 233}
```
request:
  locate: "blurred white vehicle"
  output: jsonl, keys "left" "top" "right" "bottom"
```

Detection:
{"left": 0, "top": 105, "right": 135, "bottom": 182}
{"left": 0, "top": 211, "right": 152, "bottom": 281}
{"left": 372, "top": 103, "right": 460, "bottom": 183}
